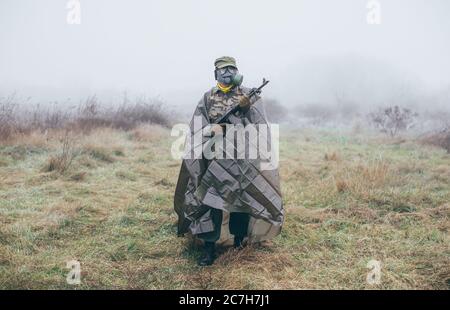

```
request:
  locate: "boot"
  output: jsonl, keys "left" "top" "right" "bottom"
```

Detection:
{"left": 233, "top": 236, "right": 245, "bottom": 249}
{"left": 198, "top": 241, "right": 216, "bottom": 266}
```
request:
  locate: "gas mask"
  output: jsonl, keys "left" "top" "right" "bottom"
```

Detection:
{"left": 215, "top": 66, "right": 243, "bottom": 87}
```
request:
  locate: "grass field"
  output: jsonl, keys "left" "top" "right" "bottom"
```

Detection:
{"left": 0, "top": 125, "right": 449, "bottom": 289}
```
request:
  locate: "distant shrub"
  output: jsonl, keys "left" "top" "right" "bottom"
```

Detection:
{"left": 0, "top": 95, "right": 172, "bottom": 141}
{"left": 368, "top": 106, "right": 418, "bottom": 137}
{"left": 42, "top": 131, "right": 77, "bottom": 173}
{"left": 71, "top": 96, "right": 171, "bottom": 132}
{"left": 0, "top": 95, "right": 19, "bottom": 141}
{"left": 71, "top": 96, "right": 113, "bottom": 133}
{"left": 112, "top": 100, "right": 171, "bottom": 130}
{"left": 420, "top": 130, "right": 450, "bottom": 153}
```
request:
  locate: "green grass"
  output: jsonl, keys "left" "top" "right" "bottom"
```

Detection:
{"left": 0, "top": 126, "right": 449, "bottom": 289}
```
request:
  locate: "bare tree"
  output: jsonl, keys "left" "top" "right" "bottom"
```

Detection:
{"left": 368, "top": 106, "right": 418, "bottom": 137}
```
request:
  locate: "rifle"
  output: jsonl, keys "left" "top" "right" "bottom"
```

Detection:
{"left": 215, "top": 78, "right": 269, "bottom": 124}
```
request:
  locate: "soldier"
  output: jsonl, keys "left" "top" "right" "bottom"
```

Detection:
{"left": 174, "top": 56, "right": 284, "bottom": 266}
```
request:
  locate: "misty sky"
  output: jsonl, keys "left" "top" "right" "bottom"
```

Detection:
{"left": 1, "top": 0, "right": 449, "bottom": 108}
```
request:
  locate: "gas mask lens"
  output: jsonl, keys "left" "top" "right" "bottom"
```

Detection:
{"left": 218, "top": 67, "right": 237, "bottom": 75}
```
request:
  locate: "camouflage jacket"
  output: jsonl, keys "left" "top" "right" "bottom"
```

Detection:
{"left": 204, "top": 85, "right": 260, "bottom": 123}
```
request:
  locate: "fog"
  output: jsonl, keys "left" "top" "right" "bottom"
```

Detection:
{"left": 1, "top": 0, "right": 449, "bottom": 112}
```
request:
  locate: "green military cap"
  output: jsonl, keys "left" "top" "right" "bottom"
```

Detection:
{"left": 214, "top": 56, "right": 238, "bottom": 69}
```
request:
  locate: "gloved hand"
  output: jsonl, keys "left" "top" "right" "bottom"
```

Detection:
{"left": 239, "top": 95, "right": 251, "bottom": 109}
{"left": 211, "top": 124, "right": 224, "bottom": 136}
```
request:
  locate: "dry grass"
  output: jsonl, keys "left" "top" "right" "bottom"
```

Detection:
{"left": 324, "top": 151, "right": 340, "bottom": 161}
{"left": 0, "top": 127, "right": 449, "bottom": 289}
{"left": 130, "top": 124, "right": 168, "bottom": 142}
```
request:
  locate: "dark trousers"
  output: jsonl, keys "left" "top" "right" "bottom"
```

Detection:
{"left": 198, "top": 208, "right": 250, "bottom": 243}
